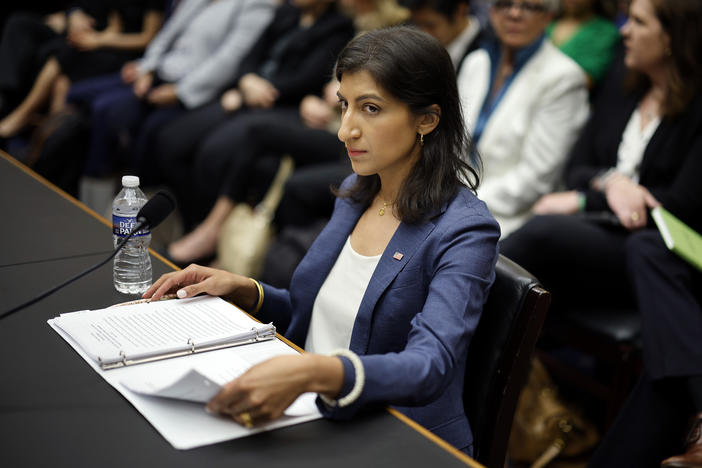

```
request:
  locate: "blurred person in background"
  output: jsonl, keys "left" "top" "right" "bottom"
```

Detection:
{"left": 161, "top": 0, "right": 403, "bottom": 266}
{"left": 69, "top": 0, "right": 276, "bottom": 184}
{"left": 0, "top": 1, "right": 163, "bottom": 139}
{"left": 498, "top": 1, "right": 702, "bottom": 463}
{"left": 457, "top": 0, "right": 589, "bottom": 237}
{"left": 401, "top": 0, "right": 484, "bottom": 71}
{"left": 546, "top": 0, "right": 619, "bottom": 88}
{"left": 155, "top": 0, "right": 354, "bottom": 264}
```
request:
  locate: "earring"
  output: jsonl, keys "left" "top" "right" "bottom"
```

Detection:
{"left": 419, "top": 133, "right": 424, "bottom": 146}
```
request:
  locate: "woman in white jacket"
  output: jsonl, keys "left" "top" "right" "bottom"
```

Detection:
{"left": 457, "top": 0, "right": 589, "bottom": 237}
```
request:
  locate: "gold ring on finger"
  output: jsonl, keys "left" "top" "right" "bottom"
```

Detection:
{"left": 240, "top": 411, "right": 253, "bottom": 428}
{"left": 631, "top": 212, "right": 640, "bottom": 222}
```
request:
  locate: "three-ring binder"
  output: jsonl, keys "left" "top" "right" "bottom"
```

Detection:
{"left": 98, "top": 323, "right": 276, "bottom": 370}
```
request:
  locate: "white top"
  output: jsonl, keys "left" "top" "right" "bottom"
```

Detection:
{"left": 304, "top": 236, "right": 381, "bottom": 354}
{"left": 615, "top": 108, "right": 661, "bottom": 183}
{"left": 446, "top": 16, "right": 481, "bottom": 68}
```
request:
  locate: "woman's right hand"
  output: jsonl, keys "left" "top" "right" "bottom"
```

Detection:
{"left": 207, "top": 354, "right": 343, "bottom": 426}
{"left": 605, "top": 174, "right": 650, "bottom": 230}
{"left": 143, "top": 264, "right": 257, "bottom": 308}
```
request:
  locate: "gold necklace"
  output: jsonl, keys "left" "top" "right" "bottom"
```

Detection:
{"left": 379, "top": 201, "right": 388, "bottom": 216}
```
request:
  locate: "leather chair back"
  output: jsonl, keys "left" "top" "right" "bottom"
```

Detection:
{"left": 464, "top": 255, "right": 550, "bottom": 467}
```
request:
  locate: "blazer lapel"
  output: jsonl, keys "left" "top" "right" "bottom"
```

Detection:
{"left": 349, "top": 215, "right": 440, "bottom": 353}
{"left": 639, "top": 116, "right": 672, "bottom": 178}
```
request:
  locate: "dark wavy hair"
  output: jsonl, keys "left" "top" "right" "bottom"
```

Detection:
{"left": 627, "top": 0, "right": 702, "bottom": 116}
{"left": 333, "top": 26, "right": 480, "bottom": 224}
{"left": 399, "top": 0, "right": 470, "bottom": 19}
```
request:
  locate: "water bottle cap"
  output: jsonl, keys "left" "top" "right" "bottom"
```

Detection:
{"left": 122, "top": 175, "right": 140, "bottom": 188}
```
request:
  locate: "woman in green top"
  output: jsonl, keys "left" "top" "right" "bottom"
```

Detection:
{"left": 547, "top": 0, "right": 619, "bottom": 87}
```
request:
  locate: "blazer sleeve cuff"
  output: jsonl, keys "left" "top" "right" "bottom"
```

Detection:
{"left": 316, "top": 352, "right": 364, "bottom": 417}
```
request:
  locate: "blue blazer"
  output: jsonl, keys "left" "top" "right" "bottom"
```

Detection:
{"left": 258, "top": 176, "right": 500, "bottom": 453}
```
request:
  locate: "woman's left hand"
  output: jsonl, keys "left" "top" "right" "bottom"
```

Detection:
{"left": 207, "top": 354, "right": 343, "bottom": 426}
{"left": 605, "top": 174, "right": 652, "bottom": 230}
{"left": 532, "top": 191, "right": 580, "bottom": 215}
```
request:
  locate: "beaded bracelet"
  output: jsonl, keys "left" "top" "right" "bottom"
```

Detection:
{"left": 249, "top": 278, "right": 264, "bottom": 315}
{"left": 319, "top": 349, "right": 365, "bottom": 408}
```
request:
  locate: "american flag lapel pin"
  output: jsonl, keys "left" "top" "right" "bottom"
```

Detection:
{"left": 393, "top": 252, "right": 404, "bottom": 261}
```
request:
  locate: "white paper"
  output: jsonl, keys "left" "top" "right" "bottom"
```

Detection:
{"left": 120, "top": 353, "right": 319, "bottom": 417}
{"left": 52, "top": 296, "right": 273, "bottom": 366}
{"left": 48, "top": 315, "right": 322, "bottom": 450}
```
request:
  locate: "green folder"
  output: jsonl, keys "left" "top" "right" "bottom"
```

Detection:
{"left": 651, "top": 206, "right": 702, "bottom": 272}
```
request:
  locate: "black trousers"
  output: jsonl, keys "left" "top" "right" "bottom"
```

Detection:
{"left": 73, "top": 73, "right": 185, "bottom": 181}
{"left": 588, "top": 371, "right": 691, "bottom": 468}
{"left": 499, "top": 214, "right": 636, "bottom": 313}
{"left": 627, "top": 229, "right": 702, "bottom": 379}
{"left": 155, "top": 101, "right": 229, "bottom": 227}
{"left": 589, "top": 229, "right": 702, "bottom": 465}
{"left": 157, "top": 103, "right": 344, "bottom": 229}
{"left": 209, "top": 108, "right": 344, "bottom": 203}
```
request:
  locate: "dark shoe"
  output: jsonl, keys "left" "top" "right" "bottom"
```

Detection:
{"left": 661, "top": 412, "right": 702, "bottom": 467}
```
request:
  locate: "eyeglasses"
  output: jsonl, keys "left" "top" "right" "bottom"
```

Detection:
{"left": 493, "top": 0, "right": 548, "bottom": 14}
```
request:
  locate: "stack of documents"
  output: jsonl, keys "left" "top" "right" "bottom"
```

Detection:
{"left": 48, "top": 295, "right": 321, "bottom": 449}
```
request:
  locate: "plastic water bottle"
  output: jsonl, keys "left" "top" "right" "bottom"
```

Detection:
{"left": 112, "top": 175, "right": 152, "bottom": 294}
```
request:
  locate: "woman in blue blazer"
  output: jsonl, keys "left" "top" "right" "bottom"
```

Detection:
{"left": 145, "top": 26, "right": 500, "bottom": 455}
